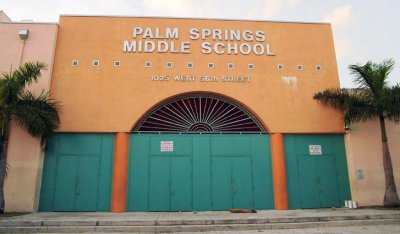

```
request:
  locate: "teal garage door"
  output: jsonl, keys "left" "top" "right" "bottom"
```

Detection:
{"left": 127, "top": 134, "right": 273, "bottom": 211}
{"left": 285, "top": 134, "right": 351, "bottom": 209}
{"left": 39, "top": 134, "right": 114, "bottom": 211}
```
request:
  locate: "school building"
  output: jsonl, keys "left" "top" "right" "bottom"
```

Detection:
{"left": 1, "top": 11, "right": 399, "bottom": 212}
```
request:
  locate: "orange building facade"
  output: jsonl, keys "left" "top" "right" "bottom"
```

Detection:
{"left": 52, "top": 16, "right": 343, "bottom": 133}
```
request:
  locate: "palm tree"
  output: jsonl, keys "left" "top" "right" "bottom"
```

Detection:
{"left": 314, "top": 59, "right": 400, "bottom": 207}
{"left": 0, "top": 61, "right": 60, "bottom": 213}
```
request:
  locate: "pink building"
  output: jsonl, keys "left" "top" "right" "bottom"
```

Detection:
{"left": 0, "top": 10, "right": 58, "bottom": 212}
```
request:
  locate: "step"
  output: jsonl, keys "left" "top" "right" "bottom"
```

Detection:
{"left": 1, "top": 211, "right": 400, "bottom": 233}
{"left": 2, "top": 212, "right": 400, "bottom": 227}
{"left": 1, "top": 219, "right": 399, "bottom": 233}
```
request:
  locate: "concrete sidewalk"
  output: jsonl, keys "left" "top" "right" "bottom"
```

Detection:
{"left": 1, "top": 208, "right": 400, "bottom": 233}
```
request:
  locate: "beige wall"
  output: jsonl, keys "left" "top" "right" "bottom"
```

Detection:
{"left": 345, "top": 120, "right": 400, "bottom": 206}
{"left": 0, "top": 21, "right": 58, "bottom": 212}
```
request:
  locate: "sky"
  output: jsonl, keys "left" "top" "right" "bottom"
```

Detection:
{"left": 1, "top": 0, "right": 399, "bottom": 88}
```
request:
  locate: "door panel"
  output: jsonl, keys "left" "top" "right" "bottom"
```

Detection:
{"left": 75, "top": 156, "right": 100, "bottom": 211}
{"left": 232, "top": 158, "right": 253, "bottom": 209}
{"left": 38, "top": 154, "right": 57, "bottom": 211}
{"left": 192, "top": 135, "right": 211, "bottom": 211}
{"left": 251, "top": 135, "right": 274, "bottom": 209}
{"left": 149, "top": 157, "right": 170, "bottom": 211}
{"left": 171, "top": 157, "right": 192, "bottom": 211}
{"left": 298, "top": 157, "right": 320, "bottom": 209}
{"left": 53, "top": 156, "right": 78, "bottom": 211}
{"left": 318, "top": 156, "right": 340, "bottom": 208}
{"left": 211, "top": 157, "right": 232, "bottom": 210}
{"left": 127, "top": 135, "right": 150, "bottom": 211}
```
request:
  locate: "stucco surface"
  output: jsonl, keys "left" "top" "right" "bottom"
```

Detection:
{"left": 0, "top": 22, "right": 58, "bottom": 212}
{"left": 345, "top": 120, "right": 400, "bottom": 206}
{"left": 51, "top": 16, "right": 343, "bottom": 133}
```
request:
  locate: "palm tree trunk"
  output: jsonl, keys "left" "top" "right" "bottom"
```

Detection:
{"left": 0, "top": 141, "right": 8, "bottom": 213}
{"left": 379, "top": 115, "right": 400, "bottom": 207}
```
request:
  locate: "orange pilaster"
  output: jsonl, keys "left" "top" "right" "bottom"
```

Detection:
{"left": 111, "top": 132, "right": 129, "bottom": 212}
{"left": 271, "top": 133, "right": 289, "bottom": 210}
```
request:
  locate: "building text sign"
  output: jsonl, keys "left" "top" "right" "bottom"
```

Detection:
{"left": 151, "top": 74, "right": 251, "bottom": 83}
{"left": 123, "top": 27, "right": 276, "bottom": 56}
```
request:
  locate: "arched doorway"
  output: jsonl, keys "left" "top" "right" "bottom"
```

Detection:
{"left": 127, "top": 93, "right": 274, "bottom": 211}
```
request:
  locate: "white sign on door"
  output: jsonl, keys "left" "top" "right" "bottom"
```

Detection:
{"left": 161, "top": 141, "right": 174, "bottom": 152}
{"left": 309, "top": 145, "right": 322, "bottom": 155}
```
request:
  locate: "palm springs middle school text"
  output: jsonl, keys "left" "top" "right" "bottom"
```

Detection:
{"left": 123, "top": 27, "right": 276, "bottom": 56}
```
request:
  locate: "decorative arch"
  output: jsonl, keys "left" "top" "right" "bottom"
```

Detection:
{"left": 133, "top": 93, "right": 266, "bottom": 133}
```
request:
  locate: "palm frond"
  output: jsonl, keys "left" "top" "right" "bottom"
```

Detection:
{"left": 313, "top": 88, "right": 351, "bottom": 110}
{"left": 0, "top": 62, "right": 47, "bottom": 105}
{"left": 10, "top": 91, "right": 60, "bottom": 147}
{"left": 349, "top": 62, "right": 375, "bottom": 91}
{"left": 383, "top": 84, "right": 400, "bottom": 122}
{"left": 314, "top": 88, "right": 377, "bottom": 124}
{"left": 13, "top": 61, "right": 47, "bottom": 89}
{"left": 0, "top": 75, "right": 20, "bottom": 105}
{"left": 377, "top": 59, "right": 395, "bottom": 85}
{"left": 342, "top": 92, "right": 377, "bottom": 125}
{"left": 349, "top": 59, "right": 394, "bottom": 99}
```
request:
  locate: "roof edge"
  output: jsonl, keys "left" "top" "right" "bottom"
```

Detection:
{"left": 59, "top": 14, "right": 331, "bottom": 25}
{"left": 0, "top": 21, "right": 58, "bottom": 25}
{"left": 0, "top": 10, "right": 11, "bottom": 22}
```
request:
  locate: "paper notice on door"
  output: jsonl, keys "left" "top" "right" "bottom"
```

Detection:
{"left": 161, "top": 141, "right": 174, "bottom": 152}
{"left": 309, "top": 145, "right": 322, "bottom": 155}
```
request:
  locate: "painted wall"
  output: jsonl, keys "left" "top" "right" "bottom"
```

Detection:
{"left": 345, "top": 120, "right": 400, "bottom": 206}
{"left": 51, "top": 16, "right": 343, "bottom": 134}
{"left": 0, "top": 21, "right": 58, "bottom": 212}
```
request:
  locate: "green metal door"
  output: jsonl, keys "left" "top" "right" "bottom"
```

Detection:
{"left": 148, "top": 156, "right": 193, "bottom": 211}
{"left": 318, "top": 156, "right": 340, "bottom": 207}
{"left": 212, "top": 157, "right": 232, "bottom": 210}
{"left": 76, "top": 156, "right": 101, "bottom": 210}
{"left": 298, "top": 157, "right": 320, "bottom": 208}
{"left": 128, "top": 134, "right": 274, "bottom": 211}
{"left": 211, "top": 157, "right": 253, "bottom": 210}
{"left": 39, "top": 134, "right": 114, "bottom": 211}
{"left": 53, "top": 156, "right": 78, "bottom": 211}
{"left": 171, "top": 157, "right": 192, "bottom": 211}
{"left": 232, "top": 158, "right": 253, "bottom": 209}
{"left": 285, "top": 134, "right": 351, "bottom": 209}
{"left": 149, "top": 157, "right": 169, "bottom": 211}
